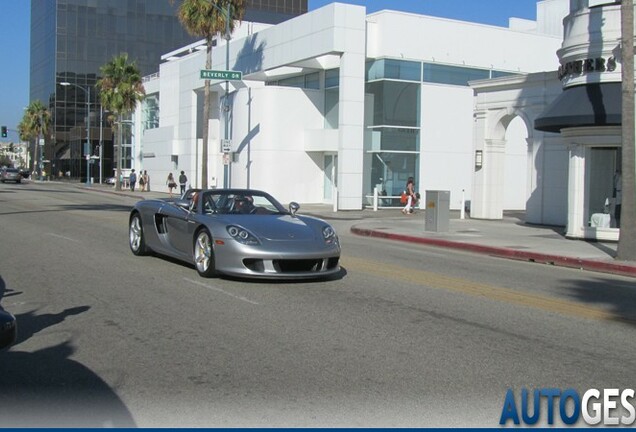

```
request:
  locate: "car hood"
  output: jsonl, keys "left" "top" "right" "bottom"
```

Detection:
{"left": 218, "top": 215, "right": 322, "bottom": 241}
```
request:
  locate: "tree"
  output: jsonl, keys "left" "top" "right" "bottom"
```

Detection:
{"left": 97, "top": 53, "right": 145, "bottom": 191}
{"left": 617, "top": 0, "right": 636, "bottom": 260}
{"left": 170, "top": 0, "right": 246, "bottom": 189}
{"left": 19, "top": 100, "right": 51, "bottom": 176}
{"left": 0, "top": 155, "right": 11, "bottom": 168}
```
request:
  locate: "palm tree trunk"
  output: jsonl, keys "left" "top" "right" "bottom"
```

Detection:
{"left": 618, "top": 0, "right": 636, "bottom": 260}
{"left": 32, "top": 138, "right": 38, "bottom": 176}
{"left": 200, "top": 36, "right": 213, "bottom": 190}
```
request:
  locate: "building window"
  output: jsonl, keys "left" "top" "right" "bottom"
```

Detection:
{"left": 367, "top": 127, "right": 419, "bottom": 152}
{"left": 266, "top": 71, "right": 321, "bottom": 89}
{"left": 365, "top": 74, "right": 420, "bottom": 199}
{"left": 370, "top": 152, "right": 420, "bottom": 197}
{"left": 325, "top": 68, "right": 339, "bottom": 88}
{"left": 365, "top": 81, "right": 420, "bottom": 127}
{"left": 116, "top": 120, "right": 134, "bottom": 170}
{"left": 143, "top": 93, "right": 160, "bottom": 130}
{"left": 367, "top": 59, "right": 421, "bottom": 82}
{"left": 325, "top": 88, "right": 339, "bottom": 129}
{"left": 423, "top": 63, "right": 490, "bottom": 86}
{"left": 304, "top": 72, "right": 319, "bottom": 89}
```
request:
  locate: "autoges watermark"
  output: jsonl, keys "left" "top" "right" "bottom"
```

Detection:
{"left": 500, "top": 388, "right": 635, "bottom": 426}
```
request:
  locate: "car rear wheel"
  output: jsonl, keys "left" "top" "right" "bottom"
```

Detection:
{"left": 129, "top": 213, "right": 148, "bottom": 256}
{"left": 194, "top": 229, "right": 217, "bottom": 277}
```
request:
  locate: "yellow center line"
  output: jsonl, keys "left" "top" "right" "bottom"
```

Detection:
{"left": 342, "top": 256, "right": 628, "bottom": 323}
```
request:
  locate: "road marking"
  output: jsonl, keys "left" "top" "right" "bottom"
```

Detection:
{"left": 46, "top": 232, "right": 81, "bottom": 243}
{"left": 342, "top": 256, "right": 629, "bottom": 323}
{"left": 184, "top": 277, "right": 260, "bottom": 305}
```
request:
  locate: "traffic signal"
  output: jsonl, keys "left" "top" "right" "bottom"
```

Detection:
{"left": 1, "top": 126, "right": 6, "bottom": 138}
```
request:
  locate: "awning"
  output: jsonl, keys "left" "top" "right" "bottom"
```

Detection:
{"left": 534, "top": 82, "right": 621, "bottom": 133}
{"left": 57, "top": 147, "right": 71, "bottom": 160}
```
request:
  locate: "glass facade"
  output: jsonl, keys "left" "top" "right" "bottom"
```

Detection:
{"left": 143, "top": 94, "right": 160, "bottom": 131}
{"left": 30, "top": 0, "right": 305, "bottom": 181}
{"left": 324, "top": 68, "right": 339, "bottom": 130}
{"left": 245, "top": 0, "right": 307, "bottom": 24}
{"left": 365, "top": 65, "right": 421, "bottom": 198}
{"left": 266, "top": 71, "right": 320, "bottom": 89}
{"left": 364, "top": 58, "right": 519, "bottom": 201}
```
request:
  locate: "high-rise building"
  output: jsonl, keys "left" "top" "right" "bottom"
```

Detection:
{"left": 29, "top": 0, "right": 307, "bottom": 181}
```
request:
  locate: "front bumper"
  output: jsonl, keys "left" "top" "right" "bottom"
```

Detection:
{"left": 213, "top": 238, "right": 341, "bottom": 279}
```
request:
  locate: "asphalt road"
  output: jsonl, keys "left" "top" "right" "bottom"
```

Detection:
{"left": 1, "top": 182, "right": 635, "bottom": 427}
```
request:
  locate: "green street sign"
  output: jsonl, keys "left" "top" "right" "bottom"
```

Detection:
{"left": 200, "top": 70, "right": 242, "bottom": 80}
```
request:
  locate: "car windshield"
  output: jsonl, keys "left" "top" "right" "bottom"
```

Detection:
{"left": 201, "top": 190, "right": 288, "bottom": 215}
{"left": 6, "top": 168, "right": 18, "bottom": 173}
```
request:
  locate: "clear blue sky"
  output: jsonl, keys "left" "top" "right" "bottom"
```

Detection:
{"left": 0, "top": 0, "right": 540, "bottom": 141}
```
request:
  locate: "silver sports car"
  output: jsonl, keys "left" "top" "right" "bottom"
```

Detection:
{"left": 129, "top": 188, "right": 341, "bottom": 279}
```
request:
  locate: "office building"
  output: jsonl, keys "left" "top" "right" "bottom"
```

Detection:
{"left": 29, "top": 0, "right": 306, "bottom": 181}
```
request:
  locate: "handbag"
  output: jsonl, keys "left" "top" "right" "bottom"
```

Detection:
{"left": 400, "top": 191, "right": 407, "bottom": 204}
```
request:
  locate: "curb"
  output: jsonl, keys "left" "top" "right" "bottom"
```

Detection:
{"left": 350, "top": 226, "right": 636, "bottom": 279}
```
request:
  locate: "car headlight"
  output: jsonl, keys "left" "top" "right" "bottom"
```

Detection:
{"left": 227, "top": 225, "right": 260, "bottom": 245}
{"left": 322, "top": 225, "right": 337, "bottom": 245}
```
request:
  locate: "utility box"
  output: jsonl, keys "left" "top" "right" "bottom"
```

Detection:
{"left": 425, "top": 190, "right": 450, "bottom": 232}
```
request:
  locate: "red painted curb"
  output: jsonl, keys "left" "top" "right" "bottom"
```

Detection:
{"left": 350, "top": 226, "right": 636, "bottom": 278}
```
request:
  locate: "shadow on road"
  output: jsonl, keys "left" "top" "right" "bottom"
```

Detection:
{"left": 0, "top": 275, "right": 137, "bottom": 427}
{"left": 559, "top": 275, "right": 636, "bottom": 326}
{"left": 0, "top": 203, "right": 133, "bottom": 217}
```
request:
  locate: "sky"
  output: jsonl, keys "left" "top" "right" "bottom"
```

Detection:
{"left": 0, "top": 0, "right": 541, "bottom": 141}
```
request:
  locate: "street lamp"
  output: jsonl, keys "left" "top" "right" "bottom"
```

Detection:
{"left": 208, "top": 1, "right": 232, "bottom": 188}
{"left": 61, "top": 81, "right": 91, "bottom": 185}
{"left": 99, "top": 105, "right": 108, "bottom": 184}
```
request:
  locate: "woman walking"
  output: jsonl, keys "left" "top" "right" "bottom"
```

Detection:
{"left": 402, "top": 176, "right": 416, "bottom": 215}
{"left": 140, "top": 170, "right": 150, "bottom": 192}
{"left": 166, "top": 172, "right": 177, "bottom": 198}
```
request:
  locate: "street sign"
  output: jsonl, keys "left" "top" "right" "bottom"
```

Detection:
{"left": 222, "top": 153, "right": 231, "bottom": 165}
{"left": 200, "top": 70, "right": 242, "bottom": 80}
{"left": 221, "top": 139, "right": 232, "bottom": 153}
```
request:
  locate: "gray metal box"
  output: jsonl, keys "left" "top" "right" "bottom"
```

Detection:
{"left": 425, "top": 190, "right": 450, "bottom": 232}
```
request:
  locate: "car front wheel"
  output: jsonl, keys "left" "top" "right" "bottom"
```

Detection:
{"left": 129, "top": 213, "right": 148, "bottom": 256}
{"left": 194, "top": 229, "right": 217, "bottom": 278}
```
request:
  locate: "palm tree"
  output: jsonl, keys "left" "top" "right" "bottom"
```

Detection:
{"left": 19, "top": 100, "right": 51, "bottom": 178}
{"left": 97, "top": 53, "right": 145, "bottom": 191}
{"left": 617, "top": 0, "right": 636, "bottom": 260}
{"left": 170, "top": 0, "right": 246, "bottom": 189}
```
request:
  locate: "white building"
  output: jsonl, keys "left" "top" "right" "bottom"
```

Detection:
{"left": 472, "top": 0, "right": 628, "bottom": 241}
{"left": 0, "top": 141, "right": 30, "bottom": 169}
{"left": 134, "top": 0, "right": 628, "bottom": 241}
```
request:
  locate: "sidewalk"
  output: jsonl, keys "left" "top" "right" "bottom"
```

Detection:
{"left": 349, "top": 212, "right": 636, "bottom": 279}
{"left": 79, "top": 182, "right": 636, "bottom": 279}
{"left": 295, "top": 205, "right": 636, "bottom": 279}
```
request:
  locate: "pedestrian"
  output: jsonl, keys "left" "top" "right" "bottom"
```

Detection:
{"left": 166, "top": 172, "right": 177, "bottom": 198}
{"left": 178, "top": 170, "right": 188, "bottom": 196}
{"left": 129, "top": 169, "right": 137, "bottom": 192}
{"left": 402, "top": 176, "right": 416, "bottom": 215}
{"left": 138, "top": 170, "right": 146, "bottom": 191}
{"left": 141, "top": 170, "right": 150, "bottom": 192}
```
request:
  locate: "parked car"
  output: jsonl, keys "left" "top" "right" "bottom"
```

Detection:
{"left": 129, "top": 188, "right": 341, "bottom": 279}
{"left": 0, "top": 167, "right": 22, "bottom": 183}
{"left": 105, "top": 177, "right": 116, "bottom": 185}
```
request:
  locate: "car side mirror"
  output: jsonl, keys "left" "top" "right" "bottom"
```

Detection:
{"left": 174, "top": 199, "right": 190, "bottom": 210}
{"left": 289, "top": 201, "right": 300, "bottom": 216}
{"left": 0, "top": 309, "right": 17, "bottom": 350}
